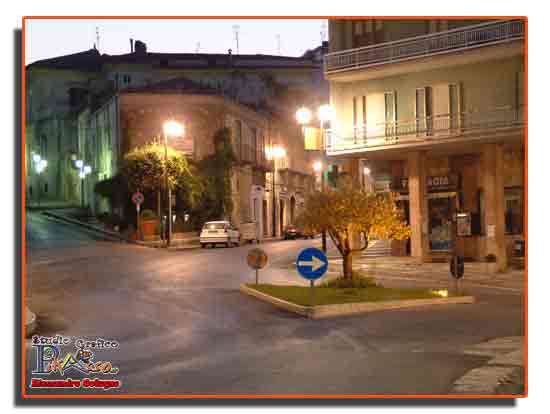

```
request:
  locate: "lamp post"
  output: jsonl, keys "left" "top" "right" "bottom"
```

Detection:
{"left": 162, "top": 120, "right": 185, "bottom": 247}
{"left": 296, "top": 105, "right": 335, "bottom": 253}
{"left": 76, "top": 160, "right": 92, "bottom": 207}
{"left": 270, "top": 146, "right": 286, "bottom": 238}
{"left": 32, "top": 154, "right": 47, "bottom": 207}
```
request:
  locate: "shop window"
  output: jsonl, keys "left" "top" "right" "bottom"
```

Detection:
{"left": 505, "top": 188, "right": 523, "bottom": 234}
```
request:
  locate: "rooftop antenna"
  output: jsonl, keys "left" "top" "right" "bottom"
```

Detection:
{"left": 232, "top": 25, "right": 240, "bottom": 54}
{"left": 320, "top": 21, "right": 327, "bottom": 43}
{"left": 195, "top": 42, "right": 201, "bottom": 53}
{"left": 95, "top": 26, "right": 100, "bottom": 52}
{"left": 276, "top": 34, "right": 281, "bottom": 55}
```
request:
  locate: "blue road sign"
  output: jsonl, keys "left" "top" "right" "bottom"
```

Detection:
{"left": 296, "top": 248, "right": 328, "bottom": 280}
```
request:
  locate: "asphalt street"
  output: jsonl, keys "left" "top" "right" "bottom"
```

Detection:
{"left": 24, "top": 212, "right": 524, "bottom": 395}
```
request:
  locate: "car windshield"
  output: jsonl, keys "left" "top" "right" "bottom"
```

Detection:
{"left": 204, "top": 223, "right": 225, "bottom": 230}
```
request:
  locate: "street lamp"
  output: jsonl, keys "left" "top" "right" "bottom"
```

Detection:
{"left": 162, "top": 119, "right": 185, "bottom": 247}
{"left": 32, "top": 154, "right": 47, "bottom": 207}
{"left": 270, "top": 145, "right": 286, "bottom": 238}
{"left": 296, "top": 105, "right": 335, "bottom": 253}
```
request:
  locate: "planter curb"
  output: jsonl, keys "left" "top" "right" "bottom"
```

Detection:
{"left": 240, "top": 284, "right": 475, "bottom": 319}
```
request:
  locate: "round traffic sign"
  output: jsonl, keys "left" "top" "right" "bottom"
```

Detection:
{"left": 132, "top": 191, "right": 144, "bottom": 205}
{"left": 247, "top": 248, "right": 268, "bottom": 270}
{"left": 296, "top": 248, "right": 328, "bottom": 280}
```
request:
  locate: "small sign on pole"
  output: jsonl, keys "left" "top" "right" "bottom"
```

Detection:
{"left": 247, "top": 248, "right": 268, "bottom": 285}
{"left": 132, "top": 191, "right": 144, "bottom": 240}
{"left": 296, "top": 248, "right": 328, "bottom": 306}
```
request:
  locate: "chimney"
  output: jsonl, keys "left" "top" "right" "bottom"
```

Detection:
{"left": 134, "top": 40, "right": 147, "bottom": 55}
{"left": 130, "top": 39, "right": 134, "bottom": 53}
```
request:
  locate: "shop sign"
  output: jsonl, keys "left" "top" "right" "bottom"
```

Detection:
{"left": 393, "top": 175, "right": 458, "bottom": 193}
{"left": 427, "top": 175, "right": 458, "bottom": 192}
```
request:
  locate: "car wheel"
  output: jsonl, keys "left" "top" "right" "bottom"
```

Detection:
{"left": 201, "top": 243, "right": 205, "bottom": 248}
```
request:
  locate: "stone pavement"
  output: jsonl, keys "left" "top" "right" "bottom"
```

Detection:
{"left": 451, "top": 336, "right": 525, "bottom": 395}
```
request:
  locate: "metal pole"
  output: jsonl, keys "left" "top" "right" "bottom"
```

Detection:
{"left": 255, "top": 269, "right": 259, "bottom": 285}
{"left": 164, "top": 133, "right": 171, "bottom": 247}
{"left": 37, "top": 174, "right": 41, "bottom": 208}
{"left": 320, "top": 122, "right": 327, "bottom": 253}
{"left": 81, "top": 178, "right": 84, "bottom": 207}
{"left": 272, "top": 162, "right": 277, "bottom": 238}
{"left": 310, "top": 279, "right": 315, "bottom": 306}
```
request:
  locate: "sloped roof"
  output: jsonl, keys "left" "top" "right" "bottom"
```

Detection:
{"left": 27, "top": 48, "right": 103, "bottom": 71}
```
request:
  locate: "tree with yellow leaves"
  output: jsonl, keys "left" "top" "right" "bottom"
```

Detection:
{"left": 297, "top": 176, "right": 411, "bottom": 279}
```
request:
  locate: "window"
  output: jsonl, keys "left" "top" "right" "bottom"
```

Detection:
{"left": 449, "top": 84, "right": 460, "bottom": 130}
{"left": 234, "top": 120, "right": 242, "bottom": 160}
{"left": 416, "top": 87, "right": 433, "bottom": 135}
{"left": 384, "top": 91, "right": 396, "bottom": 137}
{"left": 362, "top": 96, "right": 367, "bottom": 140}
{"left": 353, "top": 96, "right": 358, "bottom": 141}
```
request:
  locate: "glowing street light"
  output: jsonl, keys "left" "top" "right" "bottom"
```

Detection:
{"left": 295, "top": 107, "right": 312, "bottom": 126}
{"left": 317, "top": 104, "right": 336, "bottom": 123}
{"left": 163, "top": 120, "right": 185, "bottom": 138}
{"left": 162, "top": 119, "right": 185, "bottom": 247}
{"left": 313, "top": 160, "right": 323, "bottom": 173}
{"left": 271, "top": 146, "right": 286, "bottom": 159}
{"left": 75, "top": 159, "right": 84, "bottom": 169}
{"left": 363, "top": 166, "right": 371, "bottom": 176}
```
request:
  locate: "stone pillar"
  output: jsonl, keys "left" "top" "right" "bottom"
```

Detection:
{"left": 408, "top": 151, "right": 428, "bottom": 262}
{"left": 482, "top": 144, "right": 507, "bottom": 272}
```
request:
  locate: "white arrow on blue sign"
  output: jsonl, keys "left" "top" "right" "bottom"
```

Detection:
{"left": 296, "top": 248, "right": 328, "bottom": 280}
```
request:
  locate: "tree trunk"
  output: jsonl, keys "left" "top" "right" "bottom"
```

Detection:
{"left": 342, "top": 252, "right": 353, "bottom": 279}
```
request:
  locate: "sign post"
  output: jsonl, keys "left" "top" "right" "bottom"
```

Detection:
{"left": 296, "top": 248, "right": 328, "bottom": 306}
{"left": 132, "top": 191, "right": 144, "bottom": 240}
{"left": 247, "top": 248, "right": 268, "bottom": 285}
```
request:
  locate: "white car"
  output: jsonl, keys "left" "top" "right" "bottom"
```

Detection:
{"left": 199, "top": 221, "right": 240, "bottom": 248}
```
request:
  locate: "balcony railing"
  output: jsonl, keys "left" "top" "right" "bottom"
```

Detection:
{"left": 324, "top": 20, "right": 524, "bottom": 74}
{"left": 325, "top": 106, "right": 524, "bottom": 154}
{"left": 237, "top": 144, "right": 273, "bottom": 170}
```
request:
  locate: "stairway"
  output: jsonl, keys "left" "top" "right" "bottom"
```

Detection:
{"left": 361, "top": 239, "right": 392, "bottom": 257}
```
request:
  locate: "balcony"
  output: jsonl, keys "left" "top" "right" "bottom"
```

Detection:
{"left": 324, "top": 20, "right": 524, "bottom": 75}
{"left": 237, "top": 144, "right": 273, "bottom": 171}
{"left": 326, "top": 106, "right": 524, "bottom": 155}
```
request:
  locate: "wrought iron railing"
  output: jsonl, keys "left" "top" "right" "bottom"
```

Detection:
{"left": 324, "top": 20, "right": 524, "bottom": 73}
{"left": 325, "top": 106, "right": 524, "bottom": 153}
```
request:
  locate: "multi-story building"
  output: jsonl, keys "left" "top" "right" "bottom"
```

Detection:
{"left": 324, "top": 19, "right": 525, "bottom": 271}
{"left": 26, "top": 40, "right": 328, "bottom": 237}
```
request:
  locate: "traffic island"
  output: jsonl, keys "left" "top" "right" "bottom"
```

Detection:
{"left": 240, "top": 283, "right": 475, "bottom": 319}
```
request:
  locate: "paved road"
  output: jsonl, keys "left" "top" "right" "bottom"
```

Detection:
{"left": 24, "top": 212, "right": 524, "bottom": 395}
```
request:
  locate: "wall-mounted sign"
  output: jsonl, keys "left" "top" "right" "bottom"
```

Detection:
{"left": 393, "top": 174, "right": 459, "bottom": 194}
{"left": 456, "top": 212, "right": 472, "bottom": 237}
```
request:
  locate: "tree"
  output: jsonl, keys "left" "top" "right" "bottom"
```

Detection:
{"left": 297, "top": 176, "right": 411, "bottom": 279}
{"left": 119, "top": 143, "right": 202, "bottom": 211}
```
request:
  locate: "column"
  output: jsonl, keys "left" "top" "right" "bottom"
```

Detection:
{"left": 482, "top": 144, "right": 507, "bottom": 272}
{"left": 408, "top": 151, "right": 428, "bottom": 262}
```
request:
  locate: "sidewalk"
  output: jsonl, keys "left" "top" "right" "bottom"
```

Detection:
{"left": 325, "top": 247, "right": 524, "bottom": 292}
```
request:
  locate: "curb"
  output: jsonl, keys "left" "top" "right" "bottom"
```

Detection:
{"left": 42, "top": 211, "right": 133, "bottom": 243}
{"left": 240, "top": 284, "right": 476, "bottom": 319}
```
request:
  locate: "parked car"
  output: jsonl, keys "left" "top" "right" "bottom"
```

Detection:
{"left": 283, "top": 224, "right": 315, "bottom": 240}
{"left": 200, "top": 221, "right": 240, "bottom": 248}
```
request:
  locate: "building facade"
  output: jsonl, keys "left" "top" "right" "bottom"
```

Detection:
{"left": 26, "top": 40, "right": 328, "bottom": 237}
{"left": 325, "top": 19, "right": 525, "bottom": 271}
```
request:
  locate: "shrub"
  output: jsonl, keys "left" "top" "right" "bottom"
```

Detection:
{"left": 320, "top": 272, "right": 379, "bottom": 289}
{"left": 485, "top": 254, "right": 497, "bottom": 263}
{"left": 141, "top": 209, "right": 157, "bottom": 221}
